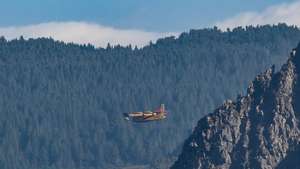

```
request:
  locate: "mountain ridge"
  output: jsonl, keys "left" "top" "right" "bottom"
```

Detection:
{"left": 171, "top": 44, "right": 300, "bottom": 169}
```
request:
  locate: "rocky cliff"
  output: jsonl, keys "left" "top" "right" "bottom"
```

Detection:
{"left": 171, "top": 44, "right": 300, "bottom": 169}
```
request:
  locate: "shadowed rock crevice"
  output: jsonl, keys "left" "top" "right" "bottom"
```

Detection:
{"left": 276, "top": 143, "right": 300, "bottom": 169}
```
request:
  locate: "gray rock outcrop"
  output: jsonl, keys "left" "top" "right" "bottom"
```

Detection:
{"left": 171, "top": 44, "right": 300, "bottom": 169}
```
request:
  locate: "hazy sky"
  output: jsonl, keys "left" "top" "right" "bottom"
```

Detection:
{"left": 0, "top": 0, "right": 299, "bottom": 47}
{"left": 0, "top": 0, "right": 295, "bottom": 31}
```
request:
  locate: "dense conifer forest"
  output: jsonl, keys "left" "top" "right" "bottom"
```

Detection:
{"left": 0, "top": 24, "right": 300, "bottom": 169}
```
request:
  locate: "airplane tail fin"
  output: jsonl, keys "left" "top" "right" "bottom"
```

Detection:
{"left": 154, "top": 104, "right": 166, "bottom": 113}
{"left": 161, "top": 104, "right": 165, "bottom": 113}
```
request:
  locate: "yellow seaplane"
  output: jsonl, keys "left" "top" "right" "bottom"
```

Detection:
{"left": 123, "top": 104, "right": 167, "bottom": 122}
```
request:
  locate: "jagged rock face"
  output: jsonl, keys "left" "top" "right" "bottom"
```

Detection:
{"left": 171, "top": 44, "right": 300, "bottom": 169}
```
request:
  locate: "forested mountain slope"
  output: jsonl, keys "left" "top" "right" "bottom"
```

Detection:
{"left": 0, "top": 24, "right": 300, "bottom": 169}
{"left": 171, "top": 43, "right": 300, "bottom": 169}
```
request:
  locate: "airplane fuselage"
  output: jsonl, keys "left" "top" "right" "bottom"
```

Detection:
{"left": 123, "top": 104, "right": 167, "bottom": 122}
{"left": 130, "top": 111, "right": 166, "bottom": 122}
